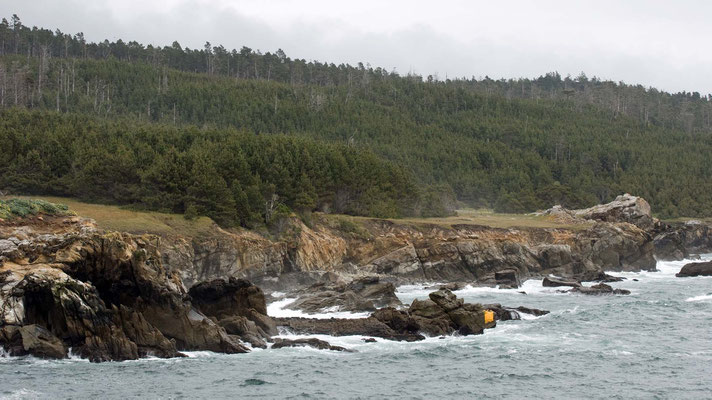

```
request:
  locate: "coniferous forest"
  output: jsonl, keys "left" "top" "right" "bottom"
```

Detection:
{"left": 1, "top": 14, "right": 712, "bottom": 227}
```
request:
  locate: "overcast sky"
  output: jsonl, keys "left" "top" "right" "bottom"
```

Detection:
{"left": 6, "top": 0, "right": 712, "bottom": 94}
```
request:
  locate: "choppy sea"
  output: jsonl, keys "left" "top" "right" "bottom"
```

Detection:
{"left": 2, "top": 256, "right": 711, "bottom": 399}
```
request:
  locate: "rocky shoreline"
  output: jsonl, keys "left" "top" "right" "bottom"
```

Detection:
{"left": 1, "top": 194, "right": 711, "bottom": 361}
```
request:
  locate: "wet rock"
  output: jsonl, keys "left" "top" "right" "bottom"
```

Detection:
{"left": 482, "top": 304, "right": 550, "bottom": 321}
{"left": 188, "top": 277, "right": 276, "bottom": 346}
{"left": 495, "top": 269, "right": 521, "bottom": 289}
{"left": 570, "top": 283, "right": 630, "bottom": 295}
{"left": 676, "top": 261, "right": 712, "bottom": 277}
{"left": 271, "top": 338, "right": 354, "bottom": 352}
{"left": 0, "top": 221, "right": 249, "bottom": 362}
{"left": 362, "top": 338, "right": 377, "bottom": 343}
{"left": 0, "top": 324, "right": 67, "bottom": 359}
{"left": 189, "top": 277, "right": 268, "bottom": 317}
{"left": 285, "top": 276, "right": 402, "bottom": 313}
{"left": 575, "top": 270, "right": 625, "bottom": 283}
{"left": 429, "top": 282, "right": 467, "bottom": 291}
{"left": 275, "top": 316, "right": 424, "bottom": 342}
{"left": 542, "top": 276, "right": 582, "bottom": 288}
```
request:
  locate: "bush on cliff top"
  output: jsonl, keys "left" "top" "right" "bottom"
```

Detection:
{"left": 0, "top": 198, "right": 72, "bottom": 220}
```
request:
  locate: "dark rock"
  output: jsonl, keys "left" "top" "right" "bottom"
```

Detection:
{"left": 188, "top": 277, "right": 276, "bottom": 346}
{"left": 570, "top": 283, "right": 630, "bottom": 295}
{"left": 0, "top": 324, "right": 67, "bottom": 359}
{"left": 189, "top": 277, "right": 267, "bottom": 317}
{"left": 362, "top": 338, "right": 377, "bottom": 343}
{"left": 495, "top": 269, "right": 521, "bottom": 289}
{"left": 482, "top": 304, "right": 549, "bottom": 321}
{"left": 275, "top": 316, "right": 424, "bottom": 342}
{"left": 543, "top": 276, "right": 582, "bottom": 288}
{"left": 429, "top": 282, "right": 466, "bottom": 291}
{"left": 676, "top": 261, "right": 712, "bottom": 277}
{"left": 271, "top": 338, "right": 355, "bottom": 352}
{"left": 285, "top": 276, "right": 402, "bottom": 313}
{"left": 575, "top": 270, "right": 625, "bottom": 283}
{"left": 277, "top": 290, "right": 507, "bottom": 340}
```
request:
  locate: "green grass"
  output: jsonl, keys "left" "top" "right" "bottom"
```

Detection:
{"left": 0, "top": 196, "right": 216, "bottom": 236}
{"left": 323, "top": 208, "right": 589, "bottom": 231}
{"left": 0, "top": 198, "right": 73, "bottom": 220}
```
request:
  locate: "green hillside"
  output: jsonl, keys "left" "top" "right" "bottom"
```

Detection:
{"left": 1, "top": 14, "right": 711, "bottom": 224}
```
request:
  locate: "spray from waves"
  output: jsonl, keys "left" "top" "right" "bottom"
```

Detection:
{"left": 686, "top": 294, "right": 712, "bottom": 302}
{"left": 612, "top": 253, "right": 712, "bottom": 280}
{"left": 0, "top": 388, "right": 42, "bottom": 400}
{"left": 266, "top": 298, "right": 370, "bottom": 319}
{"left": 396, "top": 279, "right": 564, "bottom": 301}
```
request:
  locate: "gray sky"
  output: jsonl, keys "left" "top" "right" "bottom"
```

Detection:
{"left": 6, "top": 0, "right": 712, "bottom": 94}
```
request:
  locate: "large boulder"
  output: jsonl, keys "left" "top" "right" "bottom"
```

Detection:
{"left": 676, "top": 261, "right": 712, "bottom": 277}
{"left": 573, "top": 194, "right": 655, "bottom": 230}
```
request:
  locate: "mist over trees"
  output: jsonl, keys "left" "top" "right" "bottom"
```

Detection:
{"left": 1, "top": 14, "right": 711, "bottom": 223}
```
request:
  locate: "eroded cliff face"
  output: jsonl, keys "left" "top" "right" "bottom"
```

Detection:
{"left": 160, "top": 199, "right": 659, "bottom": 293}
{"left": 0, "top": 216, "right": 248, "bottom": 361}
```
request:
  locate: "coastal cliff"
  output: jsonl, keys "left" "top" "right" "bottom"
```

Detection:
{"left": 161, "top": 194, "right": 663, "bottom": 292}
{"left": 2, "top": 195, "right": 710, "bottom": 361}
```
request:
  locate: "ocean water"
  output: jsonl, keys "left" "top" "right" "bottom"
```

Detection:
{"left": 2, "top": 256, "right": 711, "bottom": 399}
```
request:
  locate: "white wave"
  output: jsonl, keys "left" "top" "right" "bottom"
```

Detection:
{"left": 270, "top": 291, "right": 286, "bottom": 298}
{"left": 266, "top": 298, "right": 371, "bottom": 319}
{"left": 686, "top": 294, "right": 712, "bottom": 302}
{"left": 0, "top": 389, "right": 42, "bottom": 400}
{"left": 396, "top": 279, "right": 565, "bottom": 301}
{"left": 611, "top": 253, "right": 712, "bottom": 280}
{"left": 182, "top": 351, "right": 217, "bottom": 358}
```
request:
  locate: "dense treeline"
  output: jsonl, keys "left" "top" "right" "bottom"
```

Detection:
{"left": 3, "top": 14, "right": 711, "bottom": 134}
{"left": 0, "top": 110, "right": 436, "bottom": 227}
{"left": 1, "top": 15, "right": 711, "bottom": 219}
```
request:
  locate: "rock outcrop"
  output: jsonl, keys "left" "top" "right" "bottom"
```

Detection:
{"left": 0, "top": 216, "right": 248, "bottom": 361}
{"left": 285, "top": 276, "right": 402, "bottom": 313}
{"left": 654, "top": 221, "right": 712, "bottom": 261}
{"left": 278, "top": 289, "right": 513, "bottom": 340}
{"left": 189, "top": 278, "right": 276, "bottom": 348}
{"left": 569, "top": 283, "right": 630, "bottom": 296}
{"left": 157, "top": 196, "right": 659, "bottom": 294}
{"left": 676, "top": 261, "right": 712, "bottom": 277}
{"left": 573, "top": 194, "right": 655, "bottom": 230}
{"left": 271, "top": 338, "right": 354, "bottom": 352}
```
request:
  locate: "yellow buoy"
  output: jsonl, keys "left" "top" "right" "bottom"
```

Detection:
{"left": 484, "top": 310, "right": 495, "bottom": 324}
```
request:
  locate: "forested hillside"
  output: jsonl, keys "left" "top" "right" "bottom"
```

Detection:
{"left": 1, "top": 14, "right": 711, "bottom": 223}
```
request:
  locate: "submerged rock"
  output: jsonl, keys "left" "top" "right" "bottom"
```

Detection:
{"left": 569, "top": 283, "right": 630, "bottom": 296}
{"left": 271, "top": 338, "right": 355, "bottom": 352}
{"left": 575, "top": 270, "right": 625, "bottom": 283}
{"left": 676, "top": 261, "right": 712, "bottom": 277}
{"left": 542, "top": 277, "right": 582, "bottom": 288}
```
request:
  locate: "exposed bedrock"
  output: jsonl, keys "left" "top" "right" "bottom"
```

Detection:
{"left": 160, "top": 203, "right": 658, "bottom": 294}
{"left": 653, "top": 221, "right": 712, "bottom": 261}
{"left": 0, "top": 218, "right": 248, "bottom": 361}
{"left": 188, "top": 277, "right": 276, "bottom": 348}
{"left": 284, "top": 276, "right": 402, "bottom": 314}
